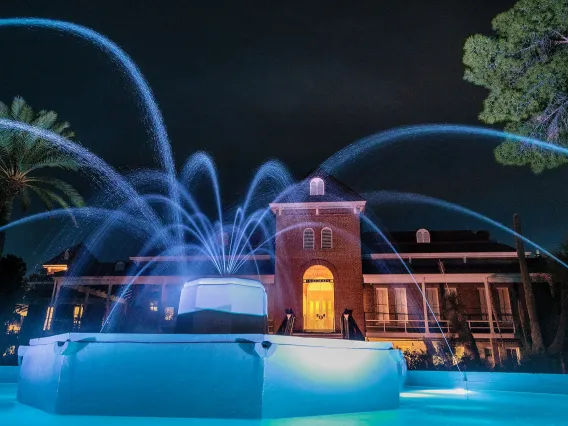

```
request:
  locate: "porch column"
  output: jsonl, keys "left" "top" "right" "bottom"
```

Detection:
{"left": 83, "top": 292, "right": 89, "bottom": 315}
{"left": 422, "top": 277, "right": 429, "bottom": 334}
{"left": 82, "top": 292, "right": 89, "bottom": 329}
{"left": 484, "top": 278, "right": 495, "bottom": 335}
{"left": 49, "top": 278, "right": 58, "bottom": 306}
{"left": 484, "top": 278, "right": 502, "bottom": 366}
{"left": 160, "top": 282, "right": 168, "bottom": 330}
{"left": 102, "top": 284, "right": 113, "bottom": 325}
{"left": 50, "top": 279, "right": 62, "bottom": 332}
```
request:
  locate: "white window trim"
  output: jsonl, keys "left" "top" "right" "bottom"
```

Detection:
{"left": 416, "top": 228, "right": 431, "bottom": 243}
{"left": 394, "top": 288, "right": 408, "bottom": 320}
{"left": 426, "top": 287, "right": 440, "bottom": 317}
{"left": 321, "top": 227, "right": 333, "bottom": 249}
{"left": 303, "top": 228, "right": 315, "bottom": 249}
{"left": 375, "top": 287, "right": 389, "bottom": 321}
{"left": 309, "top": 178, "right": 325, "bottom": 196}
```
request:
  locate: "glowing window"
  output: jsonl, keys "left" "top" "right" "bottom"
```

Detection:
{"left": 303, "top": 228, "right": 315, "bottom": 249}
{"left": 150, "top": 301, "right": 159, "bottom": 312}
{"left": 17, "top": 305, "right": 28, "bottom": 317}
{"left": 425, "top": 288, "right": 440, "bottom": 318}
{"left": 43, "top": 306, "right": 54, "bottom": 331}
{"left": 165, "top": 307, "right": 175, "bottom": 321}
{"left": 73, "top": 305, "right": 84, "bottom": 328}
{"left": 375, "top": 287, "right": 389, "bottom": 320}
{"left": 2, "top": 345, "right": 16, "bottom": 358}
{"left": 416, "top": 228, "right": 431, "bottom": 243}
{"left": 394, "top": 288, "right": 408, "bottom": 320}
{"left": 309, "top": 178, "right": 325, "bottom": 196}
{"left": 6, "top": 322, "right": 21, "bottom": 334}
{"left": 321, "top": 227, "right": 333, "bottom": 249}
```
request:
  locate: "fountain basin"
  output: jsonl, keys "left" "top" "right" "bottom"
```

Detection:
{"left": 17, "top": 333, "right": 402, "bottom": 418}
{"left": 176, "top": 277, "right": 268, "bottom": 334}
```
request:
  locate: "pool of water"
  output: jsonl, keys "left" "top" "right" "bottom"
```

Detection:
{"left": 1, "top": 383, "right": 566, "bottom": 425}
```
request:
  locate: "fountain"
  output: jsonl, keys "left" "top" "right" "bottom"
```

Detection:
{"left": 3, "top": 16, "right": 568, "bottom": 425}
{"left": 17, "top": 276, "right": 404, "bottom": 418}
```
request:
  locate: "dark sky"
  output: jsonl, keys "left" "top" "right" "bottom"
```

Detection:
{"left": 2, "top": 1, "right": 568, "bottom": 268}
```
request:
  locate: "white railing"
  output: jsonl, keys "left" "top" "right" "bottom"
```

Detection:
{"left": 365, "top": 313, "right": 516, "bottom": 336}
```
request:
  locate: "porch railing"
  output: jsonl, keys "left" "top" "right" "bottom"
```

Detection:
{"left": 364, "top": 312, "right": 516, "bottom": 336}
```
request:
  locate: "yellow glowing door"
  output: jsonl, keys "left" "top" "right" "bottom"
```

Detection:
{"left": 303, "top": 265, "right": 335, "bottom": 331}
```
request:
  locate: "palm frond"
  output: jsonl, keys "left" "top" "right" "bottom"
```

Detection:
{"left": 0, "top": 101, "right": 8, "bottom": 118}
{"left": 51, "top": 121, "right": 72, "bottom": 135}
{"left": 20, "top": 188, "right": 31, "bottom": 211}
{"left": 28, "top": 176, "right": 84, "bottom": 207}
{"left": 32, "top": 110, "right": 58, "bottom": 130}
{"left": 28, "top": 185, "right": 77, "bottom": 225}
{"left": 10, "top": 97, "right": 27, "bottom": 120}
{"left": 27, "top": 185, "right": 55, "bottom": 211}
{"left": 24, "top": 151, "right": 80, "bottom": 173}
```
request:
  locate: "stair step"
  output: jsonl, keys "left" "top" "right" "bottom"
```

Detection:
{"left": 292, "top": 333, "right": 344, "bottom": 339}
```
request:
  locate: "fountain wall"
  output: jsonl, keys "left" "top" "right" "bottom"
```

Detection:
{"left": 17, "top": 333, "right": 402, "bottom": 418}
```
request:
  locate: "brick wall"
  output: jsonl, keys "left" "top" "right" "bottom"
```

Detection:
{"left": 273, "top": 209, "right": 365, "bottom": 332}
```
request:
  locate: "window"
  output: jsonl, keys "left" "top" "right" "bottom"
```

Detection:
{"left": 483, "top": 347, "right": 493, "bottom": 359}
{"left": 375, "top": 288, "right": 389, "bottom": 320}
{"left": 2, "top": 345, "right": 16, "bottom": 358}
{"left": 73, "top": 305, "right": 84, "bottom": 328}
{"left": 115, "top": 261, "right": 125, "bottom": 272}
{"left": 416, "top": 228, "right": 431, "bottom": 243}
{"left": 303, "top": 228, "right": 315, "bottom": 249}
{"left": 321, "top": 227, "right": 333, "bottom": 249}
{"left": 16, "top": 305, "right": 28, "bottom": 317}
{"left": 6, "top": 322, "right": 21, "bottom": 334}
{"left": 497, "top": 288, "right": 512, "bottom": 320}
{"left": 478, "top": 288, "right": 488, "bottom": 320}
{"left": 506, "top": 348, "right": 520, "bottom": 365}
{"left": 150, "top": 301, "right": 158, "bottom": 312}
{"left": 425, "top": 288, "right": 440, "bottom": 318}
{"left": 43, "top": 306, "right": 54, "bottom": 331}
{"left": 165, "top": 307, "right": 175, "bottom": 321}
{"left": 394, "top": 288, "right": 408, "bottom": 320}
{"left": 309, "top": 178, "right": 325, "bottom": 196}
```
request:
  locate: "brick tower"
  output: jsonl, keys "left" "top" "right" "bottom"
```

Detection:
{"left": 269, "top": 173, "right": 366, "bottom": 333}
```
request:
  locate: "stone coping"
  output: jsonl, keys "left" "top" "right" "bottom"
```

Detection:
{"left": 29, "top": 332, "right": 394, "bottom": 350}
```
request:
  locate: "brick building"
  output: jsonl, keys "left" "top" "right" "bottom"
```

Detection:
{"left": 8, "top": 174, "right": 550, "bottom": 366}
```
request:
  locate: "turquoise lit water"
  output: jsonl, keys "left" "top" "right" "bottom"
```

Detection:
{"left": 1, "top": 383, "right": 566, "bottom": 425}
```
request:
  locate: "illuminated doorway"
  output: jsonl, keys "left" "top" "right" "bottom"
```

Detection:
{"left": 303, "top": 265, "right": 335, "bottom": 331}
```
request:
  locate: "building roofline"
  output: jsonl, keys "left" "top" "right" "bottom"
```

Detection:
{"left": 363, "top": 272, "right": 551, "bottom": 284}
{"left": 366, "top": 251, "right": 533, "bottom": 260}
{"left": 129, "top": 254, "right": 272, "bottom": 262}
{"left": 269, "top": 200, "right": 366, "bottom": 213}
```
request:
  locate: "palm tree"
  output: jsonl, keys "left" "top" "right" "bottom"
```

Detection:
{"left": 0, "top": 96, "right": 84, "bottom": 255}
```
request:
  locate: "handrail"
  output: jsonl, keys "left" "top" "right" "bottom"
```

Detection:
{"left": 364, "top": 312, "right": 516, "bottom": 335}
{"left": 276, "top": 309, "right": 295, "bottom": 336}
{"left": 341, "top": 309, "right": 365, "bottom": 341}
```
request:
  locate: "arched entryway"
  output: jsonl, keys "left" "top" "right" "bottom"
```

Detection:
{"left": 303, "top": 265, "right": 335, "bottom": 331}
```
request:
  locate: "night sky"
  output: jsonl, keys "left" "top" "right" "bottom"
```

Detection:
{"left": 1, "top": 1, "right": 567, "bottom": 269}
